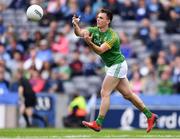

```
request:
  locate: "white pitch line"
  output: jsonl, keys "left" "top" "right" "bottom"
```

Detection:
{"left": 1, "top": 136, "right": 180, "bottom": 139}
{"left": 0, "top": 138, "right": 180, "bottom": 139}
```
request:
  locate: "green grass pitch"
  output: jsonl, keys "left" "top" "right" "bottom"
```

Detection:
{"left": 0, "top": 128, "right": 180, "bottom": 139}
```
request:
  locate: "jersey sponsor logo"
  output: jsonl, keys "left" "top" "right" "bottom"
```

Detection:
{"left": 93, "top": 33, "right": 106, "bottom": 46}
{"left": 93, "top": 33, "right": 100, "bottom": 45}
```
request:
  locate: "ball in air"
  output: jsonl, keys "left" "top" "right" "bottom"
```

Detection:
{"left": 26, "top": 4, "right": 43, "bottom": 21}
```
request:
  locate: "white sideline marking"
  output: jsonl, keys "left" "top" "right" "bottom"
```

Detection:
{"left": 0, "top": 136, "right": 180, "bottom": 139}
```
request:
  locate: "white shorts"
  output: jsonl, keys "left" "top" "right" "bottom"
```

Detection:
{"left": 105, "top": 61, "right": 128, "bottom": 78}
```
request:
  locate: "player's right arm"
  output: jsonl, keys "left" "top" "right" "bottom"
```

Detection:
{"left": 72, "top": 15, "right": 89, "bottom": 37}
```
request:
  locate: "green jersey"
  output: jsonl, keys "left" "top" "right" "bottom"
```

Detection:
{"left": 88, "top": 27, "right": 125, "bottom": 67}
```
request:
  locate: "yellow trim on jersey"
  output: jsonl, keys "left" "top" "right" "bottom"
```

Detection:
{"left": 106, "top": 31, "right": 116, "bottom": 48}
{"left": 104, "top": 42, "right": 111, "bottom": 49}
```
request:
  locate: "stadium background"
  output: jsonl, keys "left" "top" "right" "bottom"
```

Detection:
{"left": 0, "top": 0, "right": 179, "bottom": 130}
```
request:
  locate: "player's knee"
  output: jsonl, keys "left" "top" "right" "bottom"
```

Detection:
{"left": 100, "top": 89, "right": 110, "bottom": 98}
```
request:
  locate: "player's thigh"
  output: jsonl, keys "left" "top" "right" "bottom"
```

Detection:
{"left": 25, "top": 107, "right": 33, "bottom": 116}
{"left": 101, "top": 75, "right": 120, "bottom": 96}
{"left": 116, "top": 77, "right": 132, "bottom": 96}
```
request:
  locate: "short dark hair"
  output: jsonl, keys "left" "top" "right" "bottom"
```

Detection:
{"left": 99, "top": 8, "right": 113, "bottom": 21}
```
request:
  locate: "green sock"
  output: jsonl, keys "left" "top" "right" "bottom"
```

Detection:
{"left": 96, "top": 115, "right": 104, "bottom": 126}
{"left": 143, "top": 107, "right": 152, "bottom": 119}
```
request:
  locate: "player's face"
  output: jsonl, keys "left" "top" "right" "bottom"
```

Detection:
{"left": 96, "top": 13, "right": 110, "bottom": 28}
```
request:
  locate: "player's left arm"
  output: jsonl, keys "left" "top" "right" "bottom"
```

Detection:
{"left": 84, "top": 33, "right": 118, "bottom": 55}
{"left": 85, "top": 40, "right": 110, "bottom": 55}
{"left": 84, "top": 35, "right": 111, "bottom": 55}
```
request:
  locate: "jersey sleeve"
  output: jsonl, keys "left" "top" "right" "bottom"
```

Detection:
{"left": 87, "top": 27, "right": 95, "bottom": 34}
{"left": 105, "top": 32, "right": 119, "bottom": 49}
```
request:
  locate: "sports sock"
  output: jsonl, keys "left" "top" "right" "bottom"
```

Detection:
{"left": 23, "top": 113, "right": 31, "bottom": 127}
{"left": 96, "top": 115, "right": 104, "bottom": 126}
{"left": 143, "top": 107, "right": 152, "bottom": 119}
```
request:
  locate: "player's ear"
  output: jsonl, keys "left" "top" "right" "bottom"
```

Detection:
{"left": 107, "top": 19, "right": 110, "bottom": 25}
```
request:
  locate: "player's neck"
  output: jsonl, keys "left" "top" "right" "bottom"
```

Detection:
{"left": 99, "top": 26, "right": 109, "bottom": 32}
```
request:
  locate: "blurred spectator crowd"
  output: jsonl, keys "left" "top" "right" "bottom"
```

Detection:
{"left": 0, "top": 0, "right": 179, "bottom": 98}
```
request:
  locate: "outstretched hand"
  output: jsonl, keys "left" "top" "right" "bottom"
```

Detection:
{"left": 84, "top": 33, "right": 93, "bottom": 43}
{"left": 72, "top": 15, "right": 80, "bottom": 26}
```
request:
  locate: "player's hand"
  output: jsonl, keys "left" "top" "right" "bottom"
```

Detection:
{"left": 84, "top": 33, "right": 93, "bottom": 42}
{"left": 72, "top": 15, "right": 80, "bottom": 26}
